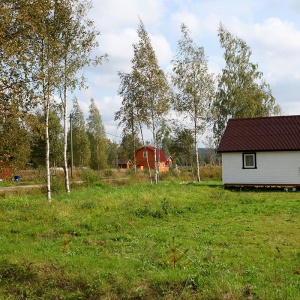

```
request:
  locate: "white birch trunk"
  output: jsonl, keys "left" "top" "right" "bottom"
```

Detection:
{"left": 195, "top": 130, "right": 201, "bottom": 182}
{"left": 45, "top": 90, "right": 51, "bottom": 202}
{"left": 63, "top": 58, "right": 70, "bottom": 193}
{"left": 153, "top": 137, "right": 158, "bottom": 184}
{"left": 138, "top": 120, "right": 152, "bottom": 183}
{"left": 151, "top": 111, "right": 158, "bottom": 184}
{"left": 42, "top": 41, "right": 51, "bottom": 202}
{"left": 63, "top": 99, "right": 70, "bottom": 193}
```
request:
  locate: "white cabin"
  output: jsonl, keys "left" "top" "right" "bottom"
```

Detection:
{"left": 218, "top": 116, "right": 300, "bottom": 187}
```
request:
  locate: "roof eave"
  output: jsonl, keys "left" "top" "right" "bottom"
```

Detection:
{"left": 218, "top": 148, "right": 300, "bottom": 153}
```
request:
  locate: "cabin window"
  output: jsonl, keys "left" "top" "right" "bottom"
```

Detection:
{"left": 143, "top": 151, "right": 148, "bottom": 158}
{"left": 243, "top": 153, "right": 256, "bottom": 169}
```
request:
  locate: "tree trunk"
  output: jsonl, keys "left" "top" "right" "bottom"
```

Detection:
{"left": 131, "top": 118, "right": 137, "bottom": 173}
{"left": 138, "top": 120, "right": 152, "bottom": 183}
{"left": 42, "top": 41, "right": 51, "bottom": 202}
{"left": 45, "top": 85, "right": 51, "bottom": 202}
{"left": 151, "top": 111, "right": 158, "bottom": 184}
{"left": 153, "top": 134, "right": 158, "bottom": 184}
{"left": 194, "top": 129, "right": 200, "bottom": 182}
{"left": 62, "top": 73, "right": 70, "bottom": 193}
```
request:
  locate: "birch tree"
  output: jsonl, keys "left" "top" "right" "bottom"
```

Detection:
{"left": 56, "top": 0, "right": 106, "bottom": 192}
{"left": 171, "top": 24, "right": 215, "bottom": 182}
{"left": 26, "top": 0, "right": 63, "bottom": 202}
{"left": 1, "top": 0, "right": 105, "bottom": 199}
{"left": 213, "top": 23, "right": 281, "bottom": 145}
{"left": 131, "top": 19, "right": 172, "bottom": 183}
{"left": 1, "top": 1, "right": 39, "bottom": 172}
{"left": 31, "top": 107, "right": 63, "bottom": 168}
{"left": 0, "top": 0, "right": 38, "bottom": 113}
{"left": 3, "top": 0, "right": 69, "bottom": 201}
{"left": 115, "top": 71, "right": 141, "bottom": 172}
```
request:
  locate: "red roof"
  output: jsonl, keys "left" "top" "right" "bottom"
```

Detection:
{"left": 218, "top": 115, "right": 300, "bottom": 152}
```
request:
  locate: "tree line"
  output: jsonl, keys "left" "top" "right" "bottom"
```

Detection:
{"left": 1, "top": 2, "right": 281, "bottom": 198}
{"left": 115, "top": 20, "right": 281, "bottom": 183}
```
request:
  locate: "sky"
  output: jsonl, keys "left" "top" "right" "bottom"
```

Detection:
{"left": 72, "top": 0, "right": 300, "bottom": 144}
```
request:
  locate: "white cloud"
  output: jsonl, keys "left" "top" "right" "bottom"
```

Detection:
{"left": 171, "top": 12, "right": 201, "bottom": 36}
{"left": 252, "top": 18, "right": 300, "bottom": 55}
{"left": 150, "top": 34, "right": 174, "bottom": 65}
{"left": 91, "top": 0, "right": 165, "bottom": 32}
{"left": 252, "top": 18, "right": 300, "bottom": 86}
{"left": 101, "top": 28, "right": 137, "bottom": 60}
{"left": 100, "top": 95, "right": 122, "bottom": 120}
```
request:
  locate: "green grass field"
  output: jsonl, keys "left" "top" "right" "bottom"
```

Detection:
{"left": 0, "top": 180, "right": 299, "bottom": 299}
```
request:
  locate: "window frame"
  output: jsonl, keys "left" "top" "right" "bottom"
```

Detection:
{"left": 242, "top": 152, "right": 257, "bottom": 169}
{"left": 143, "top": 151, "right": 148, "bottom": 158}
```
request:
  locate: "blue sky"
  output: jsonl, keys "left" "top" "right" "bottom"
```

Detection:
{"left": 72, "top": 0, "right": 300, "bottom": 144}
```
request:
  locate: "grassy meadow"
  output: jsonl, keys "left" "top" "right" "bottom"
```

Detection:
{"left": 0, "top": 172, "right": 299, "bottom": 299}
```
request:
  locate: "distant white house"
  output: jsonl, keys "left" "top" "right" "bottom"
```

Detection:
{"left": 217, "top": 115, "right": 300, "bottom": 187}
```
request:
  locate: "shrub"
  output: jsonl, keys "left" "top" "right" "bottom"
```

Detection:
{"left": 79, "top": 168, "right": 100, "bottom": 185}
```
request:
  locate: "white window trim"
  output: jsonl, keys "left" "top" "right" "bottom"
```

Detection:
{"left": 243, "top": 153, "right": 257, "bottom": 169}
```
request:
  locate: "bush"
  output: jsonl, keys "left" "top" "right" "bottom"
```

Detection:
{"left": 104, "top": 169, "right": 114, "bottom": 177}
{"left": 51, "top": 176, "right": 65, "bottom": 193}
{"left": 79, "top": 168, "right": 100, "bottom": 185}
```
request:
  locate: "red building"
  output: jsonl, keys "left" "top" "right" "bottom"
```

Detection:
{"left": 0, "top": 153, "right": 13, "bottom": 180}
{"left": 135, "top": 146, "right": 172, "bottom": 172}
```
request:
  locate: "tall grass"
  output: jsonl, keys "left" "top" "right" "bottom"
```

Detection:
{"left": 0, "top": 181, "right": 299, "bottom": 299}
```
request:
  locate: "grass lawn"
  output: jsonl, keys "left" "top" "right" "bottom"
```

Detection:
{"left": 0, "top": 180, "right": 299, "bottom": 299}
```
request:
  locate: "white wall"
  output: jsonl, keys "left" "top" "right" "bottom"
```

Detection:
{"left": 222, "top": 151, "right": 300, "bottom": 185}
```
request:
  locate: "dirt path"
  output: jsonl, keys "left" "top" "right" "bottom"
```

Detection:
{"left": 0, "top": 184, "right": 43, "bottom": 192}
{"left": 0, "top": 178, "right": 129, "bottom": 192}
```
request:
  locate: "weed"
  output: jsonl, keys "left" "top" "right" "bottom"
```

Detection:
{"left": 79, "top": 168, "right": 100, "bottom": 185}
{"left": 104, "top": 169, "right": 114, "bottom": 177}
{"left": 164, "top": 237, "right": 189, "bottom": 268}
{"left": 133, "top": 205, "right": 151, "bottom": 218}
{"left": 161, "top": 197, "right": 169, "bottom": 215}
{"left": 62, "top": 233, "right": 70, "bottom": 252}
{"left": 50, "top": 176, "right": 65, "bottom": 193}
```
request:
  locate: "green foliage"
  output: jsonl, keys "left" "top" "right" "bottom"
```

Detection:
{"left": 116, "top": 19, "right": 172, "bottom": 183}
{"left": 132, "top": 19, "right": 172, "bottom": 133}
{"left": 86, "top": 98, "right": 108, "bottom": 169}
{"left": 134, "top": 20, "right": 172, "bottom": 183}
{"left": 106, "top": 138, "right": 119, "bottom": 167}
{"left": 31, "top": 108, "right": 64, "bottom": 167}
{"left": 79, "top": 168, "right": 100, "bottom": 185}
{"left": 104, "top": 168, "right": 114, "bottom": 177}
{"left": 172, "top": 23, "right": 215, "bottom": 182}
{"left": 0, "top": 0, "right": 39, "bottom": 122}
{"left": 0, "top": 182, "right": 299, "bottom": 298}
{"left": 1, "top": 0, "right": 105, "bottom": 199}
{"left": 170, "top": 127, "right": 194, "bottom": 166}
{"left": 70, "top": 97, "right": 90, "bottom": 167}
{"left": 213, "top": 23, "right": 282, "bottom": 145}
{"left": 0, "top": 114, "right": 31, "bottom": 170}
{"left": 118, "top": 133, "right": 142, "bottom": 162}
{"left": 115, "top": 71, "right": 141, "bottom": 164}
